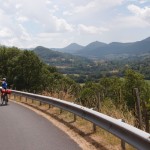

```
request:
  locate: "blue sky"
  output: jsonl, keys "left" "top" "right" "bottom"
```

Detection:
{"left": 0, "top": 0, "right": 150, "bottom": 48}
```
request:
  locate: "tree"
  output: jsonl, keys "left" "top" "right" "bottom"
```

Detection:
{"left": 11, "top": 50, "right": 48, "bottom": 92}
{"left": 124, "top": 69, "right": 146, "bottom": 109}
{"left": 0, "top": 46, "right": 21, "bottom": 86}
{"left": 79, "top": 88, "right": 97, "bottom": 108}
{"left": 78, "top": 82, "right": 102, "bottom": 109}
{"left": 99, "top": 77, "right": 115, "bottom": 100}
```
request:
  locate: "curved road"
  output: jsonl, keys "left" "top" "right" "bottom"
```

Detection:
{"left": 0, "top": 102, "right": 81, "bottom": 150}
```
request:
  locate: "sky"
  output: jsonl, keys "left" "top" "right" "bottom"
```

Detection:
{"left": 0, "top": 0, "right": 150, "bottom": 48}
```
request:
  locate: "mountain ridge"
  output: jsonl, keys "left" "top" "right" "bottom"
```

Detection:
{"left": 51, "top": 43, "right": 84, "bottom": 53}
{"left": 75, "top": 36, "right": 150, "bottom": 59}
{"left": 35, "top": 36, "right": 150, "bottom": 60}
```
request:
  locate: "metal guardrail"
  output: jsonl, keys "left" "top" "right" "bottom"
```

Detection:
{"left": 11, "top": 90, "right": 150, "bottom": 150}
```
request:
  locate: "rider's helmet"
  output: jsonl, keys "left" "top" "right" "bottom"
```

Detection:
{"left": 2, "top": 78, "right": 6, "bottom": 81}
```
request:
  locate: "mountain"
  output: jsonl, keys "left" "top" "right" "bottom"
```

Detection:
{"left": 143, "top": 36, "right": 150, "bottom": 42}
{"left": 30, "top": 40, "right": 150, "bottom": 79}
{"left": 75, "top": 37, "right": 150, "bottom": 59}
{"left": 33, "top": 46, "right": 93, "bottom": 67}
{"left": 33, "top": 36, "right": 150, "bottom": 61}
{"left": 75, "top": 41, "right": 107, "bottom": 58}
{"left": 33, "top": 46, "right": 61, "bottom": 59}
{"left": 83, "top": 41, "right": 107, "bottom": 49}
{"left": 52, "top": 43, "right": 84, "bottom": 54}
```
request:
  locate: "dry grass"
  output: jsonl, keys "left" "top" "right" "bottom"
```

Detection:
{"left": 9, "top": 94, "right": 136, "bottom": 150}
{"left": 100, "top": 99, "right": 135, "bottom": 125}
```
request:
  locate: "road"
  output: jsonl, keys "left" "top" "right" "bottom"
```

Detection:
{"left": 0, "top": 102, "right": 81, "bottom": 150}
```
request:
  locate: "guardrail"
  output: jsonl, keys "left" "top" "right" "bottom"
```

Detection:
{"left": 11, "top": 90, "right": 150, "bottom": 150}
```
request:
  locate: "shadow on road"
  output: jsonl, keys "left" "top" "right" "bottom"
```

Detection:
{"left": 0, "top": 104, "right": 9, "bottom": 106}
{"left": 22, "top": 102, "right": 109, "bottom": 150}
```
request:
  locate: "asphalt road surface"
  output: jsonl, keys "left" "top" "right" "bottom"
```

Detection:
{"left": 0, "top": 102, "right": 81, "bottom": 150}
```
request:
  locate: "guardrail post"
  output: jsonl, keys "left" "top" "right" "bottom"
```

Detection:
{"left": 31, "top": 90, "right": 35, "bottom": 104}
{"left": 120, "top": 119, "right": 126, "bottom": 150}
{"left": 60, "top": 108, "right": 63, "bottom": 114}
{"left": 93, "top": 124, "right": 96, "bottom": 133}
{"left": 14, "top": 94, "right": 16, "bottom": 101}
{"left": 39, "top": 101, "right": 42, "bottom": 106}
{"left": 31, "top": 99, "right": 33, "bottom": 103}
{"left": 24, "top": 89, "right": 27, "bottom": 102}
{"left": 48, "top": 104, "right": 51, "bottom": 109}
{"left": 73, "top": 114, "right": 76, "bottom": 122}
{"left": 25, "top": 97, "right": 27, "bottom": 102}
{"left": 92, "top": 107, "right": 97, "bottom": 132}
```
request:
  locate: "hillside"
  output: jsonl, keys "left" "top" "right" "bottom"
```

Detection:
{"left": 33, "top": 46, "right": 94, "bottom": 67}
{"left": 51, "top": 37, "right": 150, "bottom": 60}
{"left": 52, "top": 43, "right": 84, "bottom": 54}
{"left": 32, "top": 38, "right": 150, "bottom": 81}
{"left": 75, "top": 37, "right": 150, "bottom": 59}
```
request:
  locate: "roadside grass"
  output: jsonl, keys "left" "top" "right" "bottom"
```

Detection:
{"left": 10, "top": 94, "right": 136, "bottom": 150}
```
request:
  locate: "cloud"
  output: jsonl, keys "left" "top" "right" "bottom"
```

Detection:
{"left": 18, "top": 24, "right": 31, "bottom": 41}
{"left": 139, "top": 0, "right": 147, "bottom": 4}
{"left": 62, "top": 0, "right": 124, "bottom": 19}
{"left": 128, "top": 4, "right": 150, "bottom": 23}
{"left": 33, "top": 32, "right": 74, "bottom": 48}
{"left": 0, "top": 0, "right": 73, "bottom": 32}
{"left": 0, "top": 23, "right": 32, "bottom": 47}
{"left": 55, "top": 18, "right": 74, "bottom": 32}
{"left": 63, "top": 11, "right": 73, "bottom": 16}
{"left": 78, "top": 24, "right": 109, "bottom": 34}
{"left": 0, "top": 0, "right": 149, "bottom": 48}
{"left": 0, "top": 0, "right": 75, "bottom": 47}
{"left": 46, "top": 0, "right": 52, "bottom": 5}
{"left": 74, "top": 1, "right": 95, "bottom": 13}
{"left": 108, "top": 4, "right": 150, "bottom": 30}
{"left": 73, "top": 0, "right": 123, "bottom": 14}
{"left": 0, "top": 27, "right": 13, "bottom": 38}
{"left": 113, "top": 16, "right": 149, "bottom": 29}
{"left": 126, "top": 0, "right": 148, "bottom": 4}
{"left": 16, "top": 16, "right": 29, "bottom": 22}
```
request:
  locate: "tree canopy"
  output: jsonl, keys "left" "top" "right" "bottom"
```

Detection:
{"left": 0, "top": 46, "right": 58, "bottom": 92}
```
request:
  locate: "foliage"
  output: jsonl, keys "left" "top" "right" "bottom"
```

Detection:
{"left": 79, "top": 87, "right": 97, "bottom": 108}
{"left": 33, "top": 46, "right": 93, "bottom": 68}
{"left": 0, "top": 46, "right": 20, "bottom": 79}
{"left": 0, "top": 46, "right": 58, "bottom": 92}
{"left": 29, "top": 43, "right": 150, "bottom": 83}
{"left": 123, "top": 69, "right": 148, "bottom": 109}
{"left": 1, "top": 46, "right": 150, "bottom": 124}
